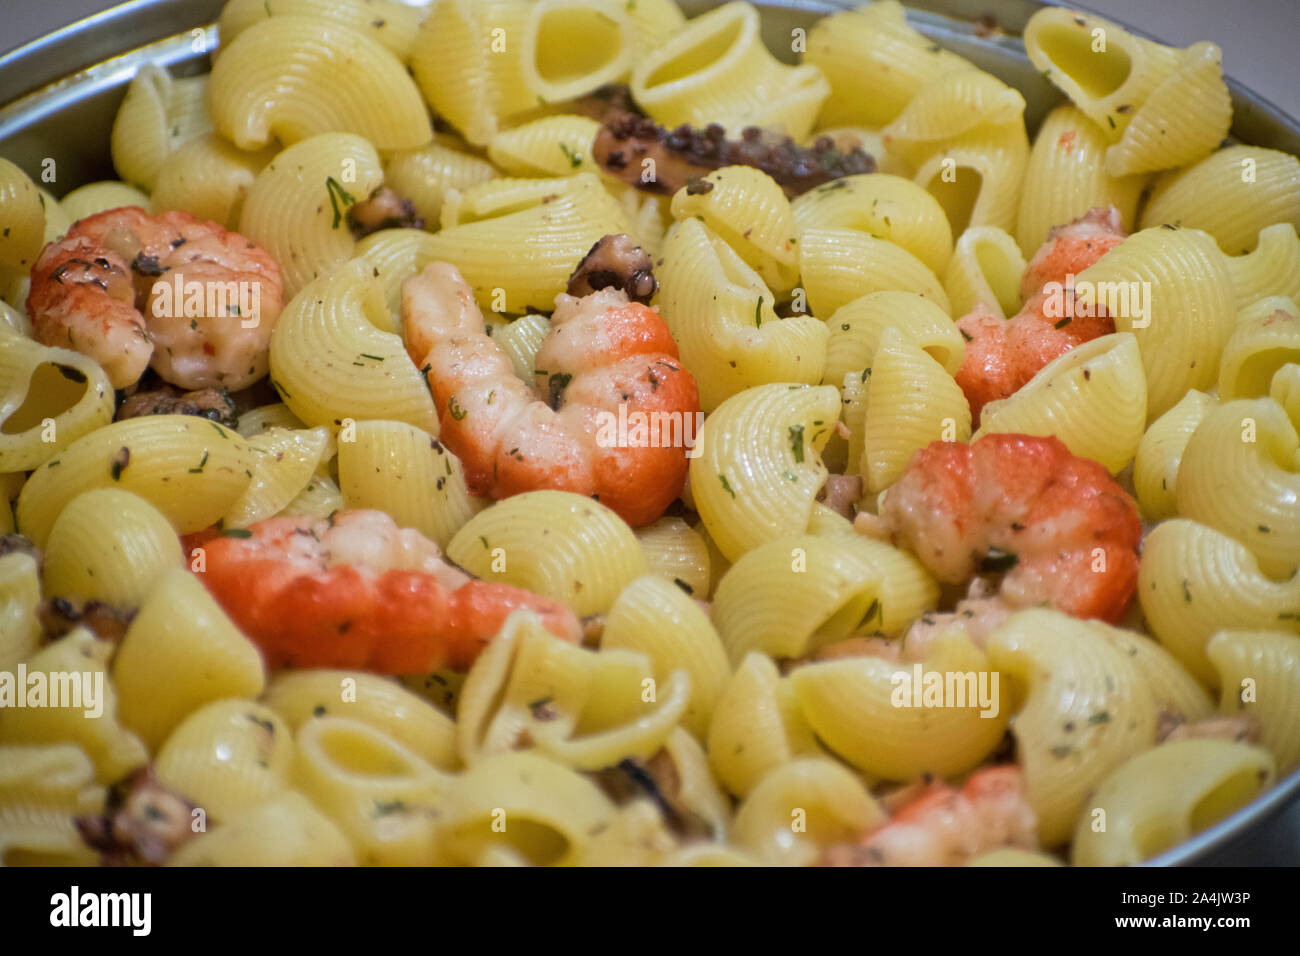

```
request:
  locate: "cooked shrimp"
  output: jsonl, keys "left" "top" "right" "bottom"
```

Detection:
{"left": 880, "top": 433, "right": 1142, "bottom": 627}
{"left": 955, "top": 207, "right": 1126, "bottom": 423}
{"left": 193, "top": 509, "right": 581, "bottom": 673}
{"left": 402, "top": 258, "right": 699, "bottom": 527}
{"left": 27, "top": 206, "right": 283, "bottom": 390}
{"left": 824, "top": 766, "right": 1037, "bottom": 866}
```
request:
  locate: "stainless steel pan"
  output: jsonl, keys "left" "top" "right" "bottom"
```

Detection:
{"left": 2, "top": 0, "right": 1297, "bottom": 866}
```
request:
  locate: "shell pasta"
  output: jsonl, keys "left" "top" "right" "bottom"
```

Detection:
{"left": 4, "top": 0, "right": 1300, "bottom": 872}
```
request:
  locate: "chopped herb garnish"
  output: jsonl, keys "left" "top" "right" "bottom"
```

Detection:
{"left": 788, "top": 424, "right": 805, "bottom": 463}
{"left": 1053, "top": 316, "right": 1072, "bottom": 330}
{"left": 220, "top": 528, "right": 253, "bottom": 538}
{"left": 559, "top": 143, "right": 583, "bottom": 168}
{"left": 449, "top": 395, "right": 467, "bottom": 420}
{"left": 1088, "top": 711, "right": 1111, "bottom": 725}
{"left": 754, "top": 296, "right": 764, "bottom": 328}
{"left": 325, "top": 176, "right": 356, "bottom": 229}
{"left": 188, "top": 450, "right": 210, "bottom": 474}
{"left": 359, "top": 353, "right": 384, "bottom": 362}
{"left": 718, "top": 474, "right": 736, "bottom": 498}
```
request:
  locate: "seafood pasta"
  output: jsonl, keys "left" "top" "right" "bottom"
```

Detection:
{"left": 2, "top": 0, "right": 1300, "bottom": 868}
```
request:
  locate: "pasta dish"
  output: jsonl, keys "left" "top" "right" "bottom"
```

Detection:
{"left": 0, "top": 0, "right": 1298, "bottom": 867}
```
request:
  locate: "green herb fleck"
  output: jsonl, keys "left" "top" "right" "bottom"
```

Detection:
{"left": 325, "top": 176, "right": 356, "bottom": 229}
{"left": 559, "top": 143, "right": 583, "bottom": 169}
{"left": 788, "top": 424, "right": 805, "bottom": 463}
{"left": 718, "top": 474, "right": 736, "bottom": 498}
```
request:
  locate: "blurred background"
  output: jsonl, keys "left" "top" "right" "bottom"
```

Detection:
{"left": 3, "top": 0, "right": 1298, "bottom": 864}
